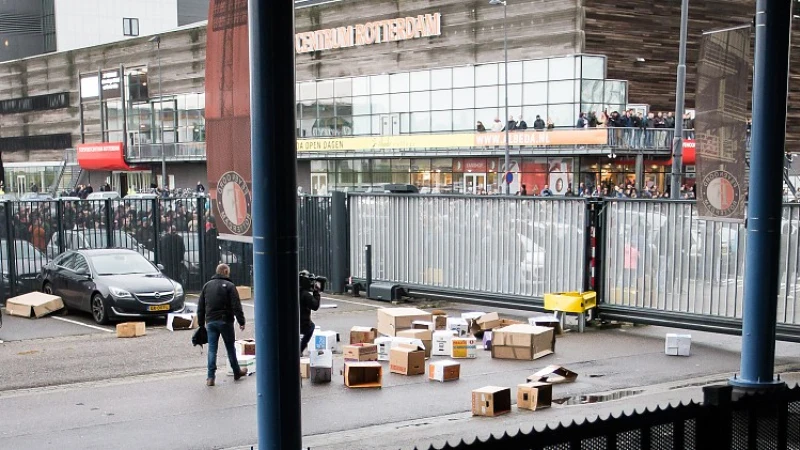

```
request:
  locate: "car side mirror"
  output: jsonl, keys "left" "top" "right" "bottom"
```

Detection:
{"left": 157, "top": 264, "right": 165, "bottom": 271}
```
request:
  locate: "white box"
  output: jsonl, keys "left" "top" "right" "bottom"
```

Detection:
{"left": 310, "top": 348, "right": 333, "bottom": 368}
{"left": 412, "top": 320, "right": 435, "bottom": 331}
{"left": 665, "top": 333, "right": 691, "bottom": 356}
{"left": 227, "top": 355, "right": 256, "bottom": 375}
{"left": 375, "top": 336, "right": 394, "bottom": 361}
{"left": 461, "top": 312, "right": 486, "bottom": 321}
{"left": 447, "top": 317, "right": 470, "bottom": 338}
{"left": 313, "top": 330, "right": 339, "bottom": 354}
{"left": 451, "top": 337, "right": 478, "bottom": 359}
{"left": 392, "top": 337, "right": 425, "bottom": 352}
{"left": 429, "top": 360, "right": 460, "bottom": 382}
{"left": 432, "top": 330, "right": 457, "bottom": 356}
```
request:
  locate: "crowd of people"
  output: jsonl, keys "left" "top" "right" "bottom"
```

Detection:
{"left": 517, "top": 182, "right": 697, "bottom": 200}
{"left": 474, "top": 110, "right": 696, "bottom": 135}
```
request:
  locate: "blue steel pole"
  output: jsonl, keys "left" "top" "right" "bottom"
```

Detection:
{"left": 248, "top": 0, "right": 301, "bottom": 448}
{"left": 731, "top": 0, "right": 792, "bottom": 389}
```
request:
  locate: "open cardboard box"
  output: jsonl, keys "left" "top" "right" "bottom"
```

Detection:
{"left": 344, "top": 361, "right": 382, "bottom": 388}
{"left": 517, "top": 382, "right": 552, "bottom": 411}
{"left": 471, "top": 386, "right": 511, "bottom": 417}
{"left": 5, "top": 292, "right": 64, "bottom": 318}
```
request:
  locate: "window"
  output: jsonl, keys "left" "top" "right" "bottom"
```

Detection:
{"left": 123, "top": 18, "right": 140, "bottom": 37}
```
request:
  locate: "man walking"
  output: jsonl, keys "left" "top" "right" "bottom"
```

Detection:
{"left": 197, "top": 264, "right": 247, "bottom": 386}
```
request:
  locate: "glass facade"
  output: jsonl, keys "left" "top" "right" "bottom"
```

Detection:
{"left": 296, "top": 55, "right": 627, "bottom": 137}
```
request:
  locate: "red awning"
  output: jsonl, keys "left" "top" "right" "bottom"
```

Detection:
{"left": 76, "top": 142, "right": 145, "bottom": 171}
{"left": 681, "top": 139, "right": 696, "bottom": 165}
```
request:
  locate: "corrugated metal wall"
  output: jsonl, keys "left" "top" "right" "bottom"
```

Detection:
{"left": 604, "top": 200, "right": 800, "bottom": 325}
{"left": 349, "top": 194, "right": 587, "bottom": 300}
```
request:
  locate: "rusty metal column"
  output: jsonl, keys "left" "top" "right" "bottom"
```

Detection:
{"left": 248, "top": 0, "right": 301, "bottom": 448}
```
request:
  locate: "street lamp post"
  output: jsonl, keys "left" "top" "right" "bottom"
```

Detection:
{"left": 670, "top": 0, "right": 689, "bottom": 199}
{"left": 490, "top": 0, "right": 510, "bottom": 195}
{"left": 149, "top": 35, "right": 166, "bottom": 191}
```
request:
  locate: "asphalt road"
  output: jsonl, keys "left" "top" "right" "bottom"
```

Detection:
{"left": 1, "top": 295, "right": 800, "bottom": 450}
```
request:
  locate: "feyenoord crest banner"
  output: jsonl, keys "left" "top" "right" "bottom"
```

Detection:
{"left": 694, "top": 26, "right": 751, "bottom": 222}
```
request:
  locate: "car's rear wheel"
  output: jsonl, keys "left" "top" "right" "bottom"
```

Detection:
{"left": 91, "top": 294, "right": 110, "bottom": 325}
{"left": 42, "top": 282, "right": 68, "bottom": 315}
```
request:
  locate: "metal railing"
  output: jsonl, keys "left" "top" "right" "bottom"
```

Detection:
{"left": 125, "top": 142, "right": 207, "bottom": 162}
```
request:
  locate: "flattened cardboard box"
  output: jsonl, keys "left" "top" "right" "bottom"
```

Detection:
{"left": 471, "top": 386, "right": 511, "bottom": 417}
{"left": 491, "top": 324, "right": 555, "bottom": 361}
{"left": 397, "top": 329, "right": 433, "bottom": 358}
{"left": 5, "top": 292, "right": 64, "bottom": 318}
{"left": 350, "top": 326, "right": 378, "bottom": 344}
{"left": 517, "top": 382, "right": 552, "bottom": 411}
{"left": 116, "top": 322, "right": 146, "bottom": 338}
{"left": 527, "top": 365, "right": 578, "bottom": 384}
{"left": 377, "top": 308, "right": 432, "bottom": 336}
{"left": 343, "top": 344, "right": 378, "bottom": 362}
{"left": 389, "top": 344, "right": 426, "bottom": 376}
{"left": 429, "top": 360, "right": 460, "bottom": 382}
{"left": 344, "top": 361, "right": 382, "bottom": 388}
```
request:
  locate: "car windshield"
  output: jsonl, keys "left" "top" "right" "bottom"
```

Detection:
{"left": 91, "top": 252, "right": 158, "bottom": 276}
{"left": 0, "top": 241, "right": 40, "bottom": 260}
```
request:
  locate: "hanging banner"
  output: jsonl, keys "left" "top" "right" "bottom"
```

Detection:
{"left": 695, "top": 26, "right": 751, "bottom": 222}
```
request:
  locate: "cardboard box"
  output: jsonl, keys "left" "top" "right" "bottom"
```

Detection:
{"left": 482, "top": 331, "right": 493, "bottom": 350}
{"left": 5, "top": 292, "right": 64, "bottom": 318}
{"left": 377, "top": 308, "right": 433, "bottom": 336}
{"left": 235, "top": 339, "right": 256, "bottom": 356}
{"left": 166, "top": 313, "right": 197, "bottom": 331}
{"left": 343, "top": 344, "right": 378, "bottom": 362}
{"left": 237, "top": 286, "right": 252, "bottom": 300}
{"left": 397, "top": 329, "right": 433, "bottom": 358}
{"left": 476, "top": 312, "right": 503, "bottom": 331}
{"left": 344, "top": 361, "right": 382, "bottom": 388}
{"left": 432, "top": 330, "right": 457, "bottom": 356}
{"left": 433, "top": 314, "right": 447, "bottom": 330}
{"left": 461, "top": 311, "right": 486, "bottom": 321}
{"left": 447, "top": 317, "right": 470, "bottom": 338}
{"left": 412, "top": 320, "right": 435, "bottom": 331}
{"left": 471, "top": 386, "right": 511, "bottom": 417}
{"left": 313, "top": 330, "right": 339, "bottom": 354}
{"left": 429, "top": 360, "right": 461, "bottom": 382}
{"left": 300, "top": 358, "right": 310, "bottom": 379}
{"left": 390, "top": 344, "right": 426, "bottom": 375}
{"left": 451, "top": 337, "right": 478, "bottom": 359}
{"left": 350, "top": 326, "right": 378, "bottom": 345}
{"left": 310, "top": 366, "right": 332, "bottom": 384}
{"left": 498, "top": 319, "right": 524, "bottom": 327}
{"left": 527, "top": 365, "right": 578, "bottom": 384}
{"left": 491, "top": 324, "right": 555, "bottom": 361}
{"left": 665, "top": 333, "right": 692, "bottom": 356}
{"left": 528, "top": 314, "right": 563, "bottom": 335}
{"left": 374, "top": 336, "right": 394, "bottom": 361}
{"left": 517, "top": 382, "right": 552, "bottom": 411}
{"left": 309, "top": 348, "right": 333, "bottom": 368}
{"left": 116, "top": 322, "right": 146, "bottom": 338}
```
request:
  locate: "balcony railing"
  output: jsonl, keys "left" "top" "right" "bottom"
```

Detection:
{"left": 125, "top": 142, "right": 207, "bottom": 162}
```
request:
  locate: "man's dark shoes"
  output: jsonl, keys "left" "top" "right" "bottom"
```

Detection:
{"left": 206, "top": 378, "right": 215, "bottom": 387}
{"left": 234, "top": 368, "right": 248, "bottom": 380}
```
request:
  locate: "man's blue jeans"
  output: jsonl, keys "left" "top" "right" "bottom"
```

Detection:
{"left": 206, "top": 320, "right": 241, "bottom": 380}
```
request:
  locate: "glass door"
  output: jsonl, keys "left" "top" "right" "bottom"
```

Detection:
{"left": 311, "top": 173, "right": 328, "bottom": 195}
{"left": 464, "top": 173, "right": 486, "bottom": 194}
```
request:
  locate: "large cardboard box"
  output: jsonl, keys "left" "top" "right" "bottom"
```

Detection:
{"left": 665, "top": 333, "right": 692, "bottom": 356}
{"left": 451, "top": 337, "right": 478, "bottom": 359}
{"left": 397, "top": 329, "right": 433, "bottom": 358}
{"left": 491, "top": 324, "right": 555, "bottom": 361}
{"left": 300, "top": 358, "right": 310, "bottom": 379}
{"left": 471, "top": 386, "right": 511, "bottom": 417}
{"left": 527, "top": 365, "right": 578, "bottom": 384}
{"left": 429, "top": 360, "right": 460, "bottom": 382}
{"left": 166, "top": 313, "right": 198, "bottom": 331}
{"left": 116, "top": 322, "right": 146, "bottom": 338}
{"left": 374, "top": 336, "right": 393, "bottom": 361}
{"left": 237, "top": 286, "right": 252, "bottom": 300}
{"left": 377, "top": 308, "right": 433, "bottom": 336}
{"left": 389, "top": 344, "right": 426, "bottom": 375}
{"left": 6, "top": 292, "right": 64, "bottom": 318}
{"left": 344, "top": 361, "right": 382, "bottom": 388}
{"left": 343, "top": 344, "right": 378, "bottom": 362}
{"left": 432, "top": 330, "right": 457, "bottom": 356}
{"left": 309, "top": 348, "right": 333, "bottom": 368}
{"left": 310, "top": 366, "right": 332, "bottom": 384}
{"left": 350, "top": 326, "right": 378, "bottom": 345}
{"left": 313, "top": 330, "right": 339, "bottom": 354}
{"left": 235, "top": 339, "right": 256, "bottom": 356}
{"left": 447, "top": 317, "right": 470, "bottom": 338}
{"left": 517, "top": 382, "right": 552, "bottom": 411}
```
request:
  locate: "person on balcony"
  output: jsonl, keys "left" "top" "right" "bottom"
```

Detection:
{"left": 491, "top": 117, "right": 503, "bottom": 132}
{"left": 541, "top": 184, "right": 553, "bottom": 196}
{"left": 546, "top": 118, "right": 555, "bottom": 129}
{"left": 476, "top": 121, "right": 486, "bottom": 132}
{"left": 576, "top": 113, "right": 588, "bottom": 129}
{"left": 533, "top": 115, "right": 545, "bottom": 131}
{"left": 502, "top": 115, "right": 517, "bottom": 132}
{"left": 517, "top": 116, "right": 528, "bottom": 130}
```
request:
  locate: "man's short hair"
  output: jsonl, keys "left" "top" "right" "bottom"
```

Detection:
{"left": 216, "top": 264, "right": 230, "bottom": 276}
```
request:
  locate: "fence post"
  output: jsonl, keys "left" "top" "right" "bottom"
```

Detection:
{"left": 4, "top": 206, "right": 16, "bottom": 299}
{"left": 104, "top": 198, "right": 113, "bottom": 248}
{"left": 365, "top": 244, "right": 372, "bottom": 298}
{"left": 56, "top": 200, "right": 65, "bottom": 255}
{"left": 330, "top": 191, "right": 347, "bottom": 294}
{"left": 699, "top": 385, "right": 733, "bottom": 449}
{"left": 197, "top": 196, "right": 207, "bottom": 283}
{"left": 153, "top": 198, "right": 161, "bottom": 265}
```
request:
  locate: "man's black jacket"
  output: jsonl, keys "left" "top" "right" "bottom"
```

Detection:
{"left": 197, "top": 275, "right": 245, "bottom": 327}
{"left": 300, "top": 289, "right": 321, "bottom": 328}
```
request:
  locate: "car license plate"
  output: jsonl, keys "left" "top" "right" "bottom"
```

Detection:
{"left": 148, "top": 305, "right": 170, "bottom": 312}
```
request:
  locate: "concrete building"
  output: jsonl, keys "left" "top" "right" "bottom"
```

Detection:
{"left": 0, "top": 0, "right": 790, "bottom": 197}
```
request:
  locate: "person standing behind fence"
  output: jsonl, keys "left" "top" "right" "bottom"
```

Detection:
{"left": 159, "top": 226, "right": 186, "bottom": 282}
{"left": 204, "top": 217, "right": 220, "bottom": 281}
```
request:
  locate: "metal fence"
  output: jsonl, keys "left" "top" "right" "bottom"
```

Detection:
{"left": 603, "top": 200, "right": 800, "bottom": 332}
{"left": 298, "top": 195, "right": 333, "bottom": 278}
{"left": 418, "top": 384, "right": 800, "bottom": 450}
{"left": 349, "top": 194, "right": 587, "bottom": 302}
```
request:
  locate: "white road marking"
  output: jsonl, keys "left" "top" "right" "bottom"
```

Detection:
{"left": 51, "top": 317, "right": 114, "bottom": 333}
{"left": 321, "top": 296, "right": 381, "bottom": 308}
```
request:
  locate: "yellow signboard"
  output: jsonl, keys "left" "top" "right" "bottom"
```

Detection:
{"left": 296, "top": 130, "right": 609, "bottom": 153}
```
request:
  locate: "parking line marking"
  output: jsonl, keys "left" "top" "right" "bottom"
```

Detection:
{"left": 51, "top": 317, "right": 114, "bottom": 333}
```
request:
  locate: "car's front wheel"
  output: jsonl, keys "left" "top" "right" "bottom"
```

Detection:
{"left": 91, "top": 294, "right": 110, "bottom": 325}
